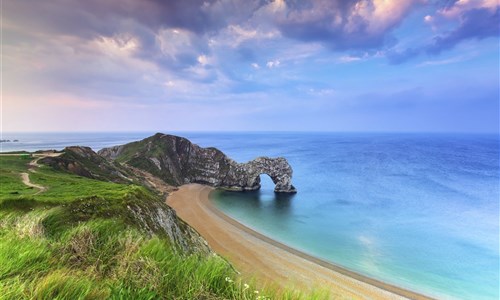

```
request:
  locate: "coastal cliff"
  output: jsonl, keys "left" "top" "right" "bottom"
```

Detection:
{"left": 98, "top": 133, "right": 297, "bottom": 193}
{"left": 38, "top": 146, "right": 212, "bottom": 254}
{"left": 0, "top": 152, "right": 246, "bottom": 299}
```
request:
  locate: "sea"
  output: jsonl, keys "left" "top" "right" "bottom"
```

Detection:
{"left": 1, "top": 131, "right": 499, "bottom": 300}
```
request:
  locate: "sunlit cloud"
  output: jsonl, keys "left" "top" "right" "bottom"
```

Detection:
{"left": 439, "top": 0, "right": 499, "bottom": 18}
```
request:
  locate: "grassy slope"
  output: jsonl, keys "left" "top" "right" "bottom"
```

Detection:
{"left": 0, "top": 156, "right": 328, "bottom": 300}
{"left": 0, "top": 156, "right": 260, "bottom": 300}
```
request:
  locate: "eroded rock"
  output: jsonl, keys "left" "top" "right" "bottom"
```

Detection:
{"left": 99, "top": 133, "right": 297, "bottom": 193}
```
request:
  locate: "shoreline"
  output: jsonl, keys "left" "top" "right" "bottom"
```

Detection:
{"left": 167, "top": 184, "right": 434, "bottom": 300}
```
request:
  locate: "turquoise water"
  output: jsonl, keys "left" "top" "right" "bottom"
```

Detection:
{"left": 2, "top": 132, "right": 499, "bottom": 299}
{"left": 199, "top": 133, "right": 498, "bottom": 300}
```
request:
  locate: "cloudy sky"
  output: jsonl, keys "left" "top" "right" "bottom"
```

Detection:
{"left": 2, "top": 0, "right": 499, "bottom": 132}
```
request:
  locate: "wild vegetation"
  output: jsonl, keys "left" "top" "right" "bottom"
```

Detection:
{"left": 0, "top": 154, "right": 328, "bottom": 299}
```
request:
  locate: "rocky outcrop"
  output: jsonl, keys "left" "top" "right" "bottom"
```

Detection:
{"left": 99, "top": 133, "right": 297, "bottom": 193}
{"left": 40, "top": 146, "right": 133, "bottom": 184}
{"left": 124, "top": 197, "right": 211, "bottom": 254}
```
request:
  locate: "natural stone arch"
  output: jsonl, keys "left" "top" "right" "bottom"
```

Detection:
{"left": 99, "top": 133, "right": 297, "bottom": 193}
{"left": 238, "top": 157, "right": 297, "bottom": 193}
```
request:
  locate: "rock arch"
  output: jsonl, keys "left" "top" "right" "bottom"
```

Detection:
{"left": 246, "top": 157, "right": 297, "bottom": 193}
{"left": 99, "top": 133, "right": 297, "bottom": 193}
{"left": 221, "top": 157, "right": 297, "bottom": 193}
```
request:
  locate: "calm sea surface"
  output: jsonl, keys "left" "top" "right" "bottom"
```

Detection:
{"left": 2, "top": 132, "right": 499, "bottom": 299}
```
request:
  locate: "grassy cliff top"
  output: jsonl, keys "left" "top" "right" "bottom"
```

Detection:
{"left": 0, "top": 154, "right": 262, "bottom": 299}
{"left": 0, "top": 151, "right": 326, "bottom": 300}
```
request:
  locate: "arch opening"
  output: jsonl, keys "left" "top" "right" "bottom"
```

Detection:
{"left": 258, "top": 173, "right": 276, "bottom": 194}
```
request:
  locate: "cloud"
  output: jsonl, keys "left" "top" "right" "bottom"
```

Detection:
{"left": 338, "top": 55, "right": 363, "bottom": 63}
{"left": 153, "top": 27, "right": 210, "bottom": 69}
{"left": 386, "top": 1, "right": 499, "bottom": 63}
{"left": 94, "top": 34, "right": 140, "bottom": 57}
{"left": 438, "top": 0, "right": 498, "bottom": 19}
{"left": 275, "top": 0, "right": 423, "bottom": 50}
{"left": 7, "top": 0, "right": 495, "bottom": 79}
{"left": 3, "top": 0, "right": 499, "bottom": 109}
{"left": 219, "top": 24, "right": 279, "bottom": 47}
{"left": 307, "top": 88, "right": 335, "bottom": 97}
{"left": 197, "top": 55, "right": 210, "bottom": 66}
{"left": 427, "top": 7, "right": 500, "bottom": 54}
{"left": 266, "top": 60, "right": 281, "bottom": 68}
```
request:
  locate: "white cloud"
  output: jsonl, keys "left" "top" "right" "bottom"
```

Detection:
{"left": 216, "top": 24, "right": 279, "bottom": 48}
{"left": 308, "top": 88, "right": 335, "bottom": 97}
{"left": 251, "top": 63, "right": 260, "bottom": 69}
{"left": 268, "top": 0, "right": 287, "bottom": 13}
{"left": 227, "top": 25, "right": 257, "bottom": 43}
{"left": 94, "top": 34, "right": 139, "bottom": 57}
{"left": 266, "top": 59, "right": 280, "bottom": 68}
{"left": 339, "top": 55, "right": 362, "bottom": 63}
{"left": 197, "top": 54, "right": 210, "bottom": 66}
{"left": 344, "top": 0, "right": 424, "bottom": 35}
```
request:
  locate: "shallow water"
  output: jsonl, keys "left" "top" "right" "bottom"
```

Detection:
{"left": 202, "top": 133, "right": 499, "bottom": 300}
{"left": 2, "top": 132, "right": 498, "bottom": 299}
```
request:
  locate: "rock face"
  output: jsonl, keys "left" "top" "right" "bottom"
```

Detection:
{"left": 124, "top": 197, "right": 212, "bottom": 255}
{"left": 98, "top": 133, "right": 297, "bottom": 193}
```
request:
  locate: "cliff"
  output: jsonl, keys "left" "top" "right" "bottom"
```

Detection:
{"left": 1, "top": 150, "right": 241, "bottom": 299}
{"left": 98, "top": 133, "right": 297, "bottom": 193}
{"left": 38, "top": 146, "right": 211, "bottom": 254}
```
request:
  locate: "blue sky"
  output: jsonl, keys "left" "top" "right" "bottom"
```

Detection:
{"left": 2, "top": 0, "right": 499, "bottom": 133}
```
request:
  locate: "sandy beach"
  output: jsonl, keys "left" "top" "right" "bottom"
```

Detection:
{"left": 167, "top": 184, "right": 433, "bottom": 300}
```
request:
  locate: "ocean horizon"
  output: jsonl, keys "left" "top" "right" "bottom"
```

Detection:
{"left": 1, "top": 131, "right": 498, "bottom": 299}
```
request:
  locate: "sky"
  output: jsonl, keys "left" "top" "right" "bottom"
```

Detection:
{"left": 2, "top": 0, "right": 499, "bottom": 133}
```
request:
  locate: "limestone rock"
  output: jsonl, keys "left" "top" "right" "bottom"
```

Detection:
{"left": 99, "top": 133, "right": 297, "bottom": 193}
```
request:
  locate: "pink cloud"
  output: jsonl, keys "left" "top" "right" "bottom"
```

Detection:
{"left": 440, "top": 0, "right": 499, "bottom": 19}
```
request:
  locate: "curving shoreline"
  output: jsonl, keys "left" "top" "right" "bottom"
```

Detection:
{"left": 166, "top": 184, "right": 434, "bottom": 300}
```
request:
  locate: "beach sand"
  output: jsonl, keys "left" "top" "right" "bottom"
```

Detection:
{"left": 167, "top": 184, "right": 433, "bottom": 300}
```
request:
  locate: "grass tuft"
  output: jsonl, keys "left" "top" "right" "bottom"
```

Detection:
{"left": 31, "top": 270, "right": 108, "bottom": 300}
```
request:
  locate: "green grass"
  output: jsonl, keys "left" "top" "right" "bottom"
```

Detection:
{"left": 0, "top": 156, "right": 36, "bottom": 199}
{"left": 0, "top": 215, "right": 268, "bottom": 300}
{"left": 0, "top": 155, "right": 252, "bottom": 299}
{"left": 0, "top": 155, "right": 330, "bottom": 299}
{"left": 28, "top": 167, "right": 138, "bottom": 203}
{"left": 0, "top": 155, "right": 33, "bottom": 171}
